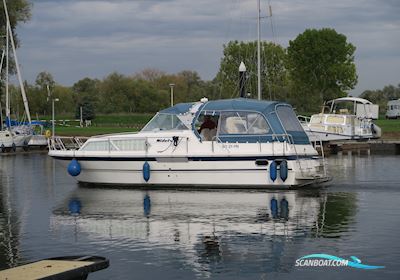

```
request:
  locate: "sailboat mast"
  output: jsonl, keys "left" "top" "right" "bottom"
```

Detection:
{"left": 3, "top": 0, "right": 32, "bottom": 124}
{"left": 0, "top": 48, "right": 4, "bottom": 130}
{"left": 257, "top": 0, "right": 261, "bottom": 100}
{"left": 5, "top": 8, "right": 9, "bottom": 128}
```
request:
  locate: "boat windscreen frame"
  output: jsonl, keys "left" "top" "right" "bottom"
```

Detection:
{"left": 274, "top": 103, "right": 310, "bottom": 145}
{"left": 141, "top": 112, "right": 192, "bottom": 132}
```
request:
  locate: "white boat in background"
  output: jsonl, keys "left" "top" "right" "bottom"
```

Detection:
{"left": 49, "top": 98, "right": 330, "bottom": 188}
{"left": 300, "top": 97, "right": 381, "bottom": 142}
{"left": 0, "top": 130, "right": 31, "bottom": 152}
{"left": 0, "top": 0, "right": 33, "bottom": 152}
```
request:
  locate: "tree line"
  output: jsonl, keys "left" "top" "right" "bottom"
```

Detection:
{"left": 5, "top": 27, "right": 362, "bottom": 119}
{"left": 1, "top": 1, "right": 394, "bottom": 119}
{"left": 360, "top": 84, "right": 400, "bottom": 113}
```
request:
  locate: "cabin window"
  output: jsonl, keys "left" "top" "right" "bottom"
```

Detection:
{"left": 81, "top": 141, "right": 116, "bottom": 151}
{"left": 112, "top": 139, "right": 146, "bottom": 151}
{"left": 346, "top": 116, "right": 355, "bottom": 125}
{"left": 326, "top": 116, "right": 345, "bottom": 124}
{"left": 141, "top": 113, "right": 190, "bottom": 132}
{"left": 310, "top": 115, "right": 323, "bottom": 124}
{"left": 218, "top": 112, "right": 270, "bottom": 135}
{"left": 276, "top": 106, "right": 304, "bottom": 132}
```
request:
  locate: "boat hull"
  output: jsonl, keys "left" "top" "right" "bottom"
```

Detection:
{"left": 28, "top": 135, "right": 48, "bottom": 147}
{"left": 0, "top": 134, "right": 32, "bottom": 148}
{"left": 54, "top": 156, "right": 328, "bottom": 188}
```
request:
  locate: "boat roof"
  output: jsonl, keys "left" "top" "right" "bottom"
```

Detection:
{"left": 159, "top": 102, "right": 195, "bottom": 115}
{"left": 199, "top": 98, "right": 281, "bottom": 114}
{"left": 159, "top": 98, "right": 282, "bottom": 116}
{"left": 158, "top": 98, "right": 309, "bottom": 145}
{"left": 328, "top": 97, "right": 373, "bottom": 105}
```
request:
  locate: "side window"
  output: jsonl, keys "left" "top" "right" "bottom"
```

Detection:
{"left": 276, "top": 106, "right": 304, "bottom": 132}
{"left": 218, "top": 112, "right": 270, "bottom": 135}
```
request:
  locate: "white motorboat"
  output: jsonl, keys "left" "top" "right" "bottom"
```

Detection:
{"left": 49, "top": 98, "right": 330, "bottom": 188}
{"left": 300, "top": 97, "right": 381, "bottom": 142}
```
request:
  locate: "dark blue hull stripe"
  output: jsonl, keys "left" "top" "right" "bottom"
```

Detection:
{"left": 86, "top": 168, "right": 273, "bottom": 172}
{"left": 52, "top": 155, "right": 317, "bottom": 161}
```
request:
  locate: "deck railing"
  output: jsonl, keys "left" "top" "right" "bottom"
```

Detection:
{"left": 48, "top": 136, "right": 89, "bottom": 151}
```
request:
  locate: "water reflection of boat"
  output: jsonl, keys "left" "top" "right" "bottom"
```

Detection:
{"left": 50, "top": 188, "right": 356, "bottom": 274}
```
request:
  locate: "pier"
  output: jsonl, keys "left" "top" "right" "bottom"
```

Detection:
{"left": 323, "top": 139, "right": 400, "bottom": 155}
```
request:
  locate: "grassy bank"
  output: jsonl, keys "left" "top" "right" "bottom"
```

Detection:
{"left": 375, "top": 119, "right": 400, "bottom": 132}
{"left": 375, "top": 119, "right": 400, "bottom": 139}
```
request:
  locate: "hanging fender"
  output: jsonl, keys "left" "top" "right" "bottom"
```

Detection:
{"left": 143, "top": 161, "right": 150, "bottom": 182}
{"left": 269, "top": 160, "right": 277, "bottom": 182}
{"left": 279, "top": 160, "right": 288, "bottom": 182}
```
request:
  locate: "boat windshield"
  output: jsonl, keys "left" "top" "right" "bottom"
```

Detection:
{"left": 141, "top": 113, "right": 190, "bottom": 132}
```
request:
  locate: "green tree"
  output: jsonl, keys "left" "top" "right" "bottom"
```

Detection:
{"left": 75, "top": 100, "right": 95, "bottom": 121}
{"left": 216, "top": 40, "right": 288, "bottom": 100}
{"left": 360, "top": 84, "right": 400, "bottom": 114}
{"left": 72, "top": 77, "right": 99, "bottom": 114}
{"left": 53, "top": 85, "right": 74, "bottom": 114}
{"left": 35, "top": 71, "right": 55, "bottom": 91}
{"left": 287, "top": 28, "right": 357, "bottom": 112}
{"left": 98, "top": 72, "right": 135, "bottom": 113}
{"left": 0, "top": 0, "right": 31, "bottom": 77}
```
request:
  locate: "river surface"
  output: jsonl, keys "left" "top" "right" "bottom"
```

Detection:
{"left": 0, "top": 153, "right": 399, "bottom": 279}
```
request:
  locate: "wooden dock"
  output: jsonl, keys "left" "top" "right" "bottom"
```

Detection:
{"left": 0, "top": 256, "right": 109, "bottom": 280}
{"left": 323, "top": 139, "right": 400, "bottom": 155}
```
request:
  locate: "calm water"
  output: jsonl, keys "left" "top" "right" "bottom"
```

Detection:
{"left": 1, "top": 153, "right": 400, "bottom": 279}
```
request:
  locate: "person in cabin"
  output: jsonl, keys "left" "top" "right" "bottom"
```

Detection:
{"left": 198, "top": 115, "right": 217, "bottom": 133}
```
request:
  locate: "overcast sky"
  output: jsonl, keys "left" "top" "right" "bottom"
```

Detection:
{"left": 15, "top": 0, "right": 400, "bottom": 96}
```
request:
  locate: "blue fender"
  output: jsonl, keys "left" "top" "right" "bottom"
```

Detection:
{"left": 280, "top": 198, "right": 289, "bottom": 219}
{"left": 68, "top": 198, "right": 82, "bottom": 215}
{"left": 144, "top": 194, "right": 151, "bottom": 216}
{"left": 280, "top": 160, "right": 288, "bottom": 182}
{"left": 270, "top": 198, "right": 278, "bottom": 218}
{"left": 143, "top": 161, "right": 150, "bottom": 182}
{"left": 269, "top": 160, "right": 277, "bottom": 182}
{"left": 67, "top": 159, "right": 81, "bottom": 177}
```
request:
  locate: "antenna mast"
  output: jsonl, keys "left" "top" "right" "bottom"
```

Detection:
{"left": 257, "top": 0, "right": 261, "bottom": 100}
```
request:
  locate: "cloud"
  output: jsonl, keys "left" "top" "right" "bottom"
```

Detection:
{"left": 15, "top": 0, "right": 400, "bottom": 96}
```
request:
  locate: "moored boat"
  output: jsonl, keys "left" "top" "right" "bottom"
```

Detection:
{"left": 300, "top": 97, "right": 381, "bottom": 142}
{"left": 49, "top": 98, "right": 330, "bottom": 188}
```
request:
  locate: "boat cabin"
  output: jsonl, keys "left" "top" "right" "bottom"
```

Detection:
{"left": 142, "top": 98, "right": 310, "bottom": 145}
